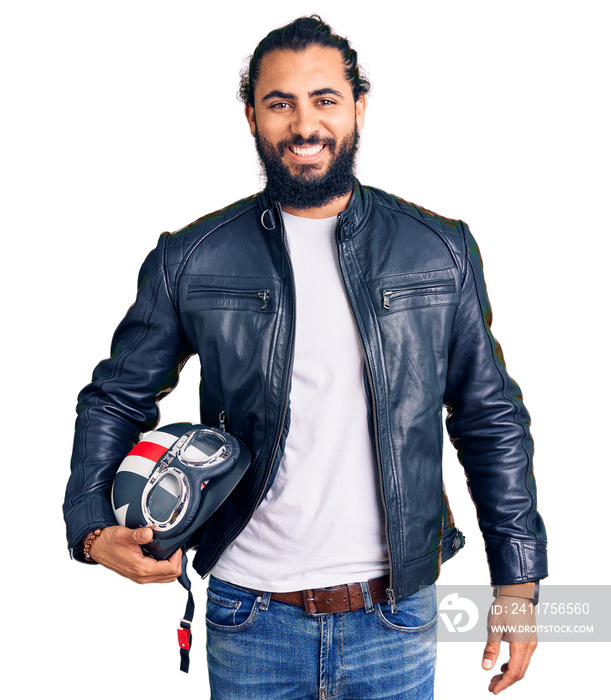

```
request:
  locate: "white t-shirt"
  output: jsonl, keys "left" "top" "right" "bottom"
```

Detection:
{"left": 211, "top": 211, "right": 388, "bottom": 591}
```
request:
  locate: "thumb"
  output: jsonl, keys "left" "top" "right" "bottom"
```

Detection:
{"left": 131, "top": 527, "right": 154, "bottom": 545}
{"left": 482, "top": 641, "right": 500, "bottom": 670}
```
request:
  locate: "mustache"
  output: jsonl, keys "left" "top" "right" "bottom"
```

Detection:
{"left": 277, "top": 133, "right": 337, "bottom": 151}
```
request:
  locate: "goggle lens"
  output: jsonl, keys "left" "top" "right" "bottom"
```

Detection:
{"left": 146, "top": 472, "right": 183, "bottom": 523}
{"left": 178, "top": 429, "right": 232, "bottom": 467}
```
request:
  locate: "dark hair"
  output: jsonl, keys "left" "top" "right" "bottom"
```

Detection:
{"left": 239, "top": 15, "right": 370, "bottom": 106}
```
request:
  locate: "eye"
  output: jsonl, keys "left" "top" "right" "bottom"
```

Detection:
{"left": 270, "top": 101, "right": 291, "bottom": 111}
{"left": 317, "top": 98, "right": 336, "bottom": 107}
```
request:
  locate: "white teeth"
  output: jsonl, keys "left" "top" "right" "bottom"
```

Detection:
{"left": 290, "top": 144, "right": 324, "bottom": 157}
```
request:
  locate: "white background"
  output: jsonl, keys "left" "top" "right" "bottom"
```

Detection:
{"left": 2, "top": 1, "right": 609, "bottom": 697}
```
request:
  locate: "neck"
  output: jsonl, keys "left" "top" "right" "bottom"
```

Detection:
{"left": 281, "top": 190, "right": 352, "bottom": 219}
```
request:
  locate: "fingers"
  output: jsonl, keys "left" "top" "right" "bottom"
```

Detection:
{"left": 130, "top": 526, "right": 154, "bottom": 545}
{"left": 121, "top": 536, "right": 183, "bottom": 585}
{"left": 482, "top": 641, "right": 500, "bottom": 671}
{"left": 164, "top": 548, "right": 184, "bottom": 579}
{"left": 87, "top": 526, "right": 182, "bottom": 584}
{"left": 487, "top": 641, "right": 537, "bottom": 695}
{"left": 118, "top": 552, "right": 182, "bottom": 585}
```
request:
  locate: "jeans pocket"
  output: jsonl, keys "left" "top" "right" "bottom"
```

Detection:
{"left": 206, "top": 578, "right": 260, "bottom": 632}
{"left": 375, "top": 584, "right": 438, "bottom": 633}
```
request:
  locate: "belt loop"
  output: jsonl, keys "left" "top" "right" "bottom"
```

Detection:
{"left": 360, "top": 581, "right": 374, "bottom": 613}
{"left": 258, "top": 591, "right": 272, "bottom": 611}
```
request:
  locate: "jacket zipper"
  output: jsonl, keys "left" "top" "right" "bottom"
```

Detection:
{"left": 334, "top": 215, "right": 397, "bottom": 611}
{"left": 201, "top": 205, "right": 296, "bottom": 575}
{"left": 187, "top": 286, "right": 270, "bottom": 310}
{"left": 382, "top": 281, "right": 454, "bottom": 309}
{"left": 250, "top": 204, "right": 297, "bottom": 511}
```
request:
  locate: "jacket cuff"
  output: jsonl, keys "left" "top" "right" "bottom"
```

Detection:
{"left": 484, "top": 534, "right": 548, "bottom": 585}
{"left": 64, "top": 493, "right": 117, "bottom": 562}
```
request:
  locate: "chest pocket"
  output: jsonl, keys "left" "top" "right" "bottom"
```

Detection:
{"left": 187, "top": 285, "right": 272, "bottom": 312}
{"left": 375, "top": 269, "right": 459, "bottom": 315}
{"left": 181, "top": 276, "right": 279, "bottom": 314}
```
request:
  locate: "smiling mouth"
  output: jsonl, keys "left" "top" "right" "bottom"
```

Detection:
{"left": 288, "top": 143, "right": 326, "bottom": 157}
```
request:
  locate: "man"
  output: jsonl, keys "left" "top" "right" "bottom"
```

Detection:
{"left": 64, "top": 16, "right": 547, "bottom": 699}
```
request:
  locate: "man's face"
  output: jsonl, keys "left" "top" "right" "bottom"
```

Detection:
{"left": 246, "top": 46, "right": 367, "bottom": 210}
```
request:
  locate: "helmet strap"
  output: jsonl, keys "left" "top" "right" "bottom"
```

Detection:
{"left": 176, "top": 551, "right": 195, "bottom": 673}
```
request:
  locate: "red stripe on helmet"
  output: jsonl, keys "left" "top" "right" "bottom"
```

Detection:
{"left": 129, "top": 440, "right": 168, "bottom": 463}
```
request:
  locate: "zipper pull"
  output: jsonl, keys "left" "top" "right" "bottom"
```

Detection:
{"left": 386, "top": 587, "right": 398, "bottom": 613}
{"left": 258, "top": 290, "right": 270, "bottom": 309}
{"left": 219, "top": 409, "right": 226, "bottom": 432}
{"left": 382, "top": 291, "right": 392, "bottom": 310}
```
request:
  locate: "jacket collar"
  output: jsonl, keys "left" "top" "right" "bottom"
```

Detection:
{"left": 258, "top": 179, "right": 372, "bottom": 239}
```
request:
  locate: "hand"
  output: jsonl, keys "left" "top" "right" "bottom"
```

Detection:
{"left": 84, "top": 525, "right": 182, "bottom": 584}
{"left": 482, "top": 595, "right": 538, "bottom": 694}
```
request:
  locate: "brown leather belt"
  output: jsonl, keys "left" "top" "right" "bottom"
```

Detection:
{"left": 246, "top": 575, "right": 390, "bottom": 616}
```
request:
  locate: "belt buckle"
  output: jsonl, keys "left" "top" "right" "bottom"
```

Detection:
{"left": 302, "top": 589, "right": 328, "bottom": 617}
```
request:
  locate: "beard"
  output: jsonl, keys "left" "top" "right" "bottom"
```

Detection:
{"left": 255, "top": 126, "right": 360, "bottom": 210}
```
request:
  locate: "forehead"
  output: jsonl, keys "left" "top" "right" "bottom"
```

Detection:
{"left": 254, "top": 46, "right": 352, "bottom": 101}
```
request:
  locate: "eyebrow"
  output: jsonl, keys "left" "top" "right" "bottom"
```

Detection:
{"left": 261, "top": 88, "right": 345, "bottom": 102}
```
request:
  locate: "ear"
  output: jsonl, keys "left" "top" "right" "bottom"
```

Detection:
{"left": 355, "top": 94, "right": 367, "bottom": 132}
{"left": 245, "top": 105, "right": 256, "bottom": 136}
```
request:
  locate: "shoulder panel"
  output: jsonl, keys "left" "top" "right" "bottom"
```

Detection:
{"left": 364, "top": 185, "right": 468, "bottom": 280}
{"left": 159, "top": 193, "right": 263, "bottom": 304}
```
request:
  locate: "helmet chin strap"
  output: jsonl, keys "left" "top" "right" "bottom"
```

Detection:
{"left": 176, "top": 550, "right": 194, "bottom": 673}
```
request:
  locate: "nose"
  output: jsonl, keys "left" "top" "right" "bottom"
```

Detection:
{"left": 290, "top": 103, "right": 320, "bottom": 140}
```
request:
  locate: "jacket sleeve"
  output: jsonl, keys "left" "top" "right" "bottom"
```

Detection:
{"left": 443, "top": 221, "right": 547, "bottom": 585}
{"left": 62, "top": 234, "right": 194, "bottom": 560}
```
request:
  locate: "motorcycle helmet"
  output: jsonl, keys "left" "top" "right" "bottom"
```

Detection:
{"left": 111, "top": 422, "right": 251, "bottom": 560}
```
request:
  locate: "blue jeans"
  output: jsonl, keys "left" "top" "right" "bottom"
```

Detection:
{"left": 206, "top": 576, "right": 437, "bottom": 699}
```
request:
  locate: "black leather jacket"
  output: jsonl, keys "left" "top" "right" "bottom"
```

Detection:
{"left": 63, "top": 182, "right": 547, "bottom": 601}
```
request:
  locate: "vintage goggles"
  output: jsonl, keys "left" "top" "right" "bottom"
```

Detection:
{"left": 112, "top": 422, "right": 251, "bottom": 560}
